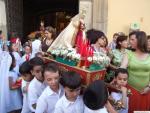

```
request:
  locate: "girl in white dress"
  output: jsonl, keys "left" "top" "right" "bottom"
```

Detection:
{"left": 7, "top": 53, "right": 22, "bottom": 113}
{"left": 9, "top": 43, "right": 21, "bottom": 74}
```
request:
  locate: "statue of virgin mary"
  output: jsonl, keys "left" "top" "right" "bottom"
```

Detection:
{"left": 47, "top": 11, "right": 86, "bottom": 52}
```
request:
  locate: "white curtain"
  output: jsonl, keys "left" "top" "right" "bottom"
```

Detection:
{"left": 0, "top": 51, "right": 12, "bottom": 113}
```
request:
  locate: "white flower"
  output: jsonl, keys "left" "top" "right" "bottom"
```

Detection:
{"left": 74, "top": 54, "right": 81, "bottom": 60}
{"left": 58, "top": 46, "right": 62, "bottom": 50}
{"left": 89, "top": 51, "right": 110, "bottom": 67}
{"left": 68, "top": 47, "right": 75, "bottom": 51}
{"left": 61, "top": 47, "right": 66, "bottom": 50}
{"left": 62, "top": 50, "right": 68, "bottom": 56}
{"left": 51, "top": 50, "right": 55, "bottom": 55}
{"left": 67, "top": 52, "right": 72, "bottom": 57}
{"left": 60, "top": 50, "right": 63, "bottom": 56}
{"left": 93, "top": 56, "right": 98, "bottom": 62}
{"left": 105, "top": 56, "right": 110, "bottom": 64}
{"left": 55, "top": 50, "right": 60, "bottom": 56}
{"left": 71, "top": 53, "right": 76, "bottom": 59}
{"left": 97, "top": 56, "right": 104, "bottom": 62}
{"left": 87, "top": 57, "right": 92, "bottom": 62}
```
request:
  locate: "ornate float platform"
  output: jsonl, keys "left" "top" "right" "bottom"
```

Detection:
{"left": 44, "top": 57, "right": 106, "bottom": 85}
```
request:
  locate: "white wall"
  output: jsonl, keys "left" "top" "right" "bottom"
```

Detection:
{"left": 107, "top": 0, "right": 150, "bottom": 41}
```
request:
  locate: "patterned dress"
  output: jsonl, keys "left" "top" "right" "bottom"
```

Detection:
{"left": 111, "top": 49, "right": 127, "bottom": 67}
{"left": 105, "top": 49, "right": 127, "bottom": 82}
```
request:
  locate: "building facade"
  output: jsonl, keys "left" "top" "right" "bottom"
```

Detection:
{"left": 1, "top": 0, "right": 150, "bottom": 40}
{"left": 0, "top": 0, "right": 108, "bottom": 39}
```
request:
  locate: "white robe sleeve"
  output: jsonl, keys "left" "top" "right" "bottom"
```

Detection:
{"left": 0, "top": 51, "right": 12, "bottom": 113}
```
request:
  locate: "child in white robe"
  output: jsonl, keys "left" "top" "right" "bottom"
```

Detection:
{"left": 19, "top": 61, "right": 34, "bottom": 113}
{"left": 54, "top": 71, "right": 84, "bottom": 113}
{"left": 9, "top": 43, "right": 21, "bottom": 74}
{"left": 31, "top": 33, "right": 42, "bottom": 56}
{"left": 0, "top": 51, "right": 12, "bottom": 113}
{"left": 35, "top": 62, "right": 64, "bottom": 113}
{"left": 7, "top": 53, "right": 22, "bottom": 113}
{"left": 28, "top": 57, "right": 46, "bottom": 112}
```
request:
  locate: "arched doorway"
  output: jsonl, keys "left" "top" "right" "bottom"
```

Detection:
{"left": 23, "top": 0, "right": 79, "bottom": 39}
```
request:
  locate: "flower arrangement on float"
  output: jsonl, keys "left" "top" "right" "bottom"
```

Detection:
{"left": 49, "top": 47, "right": 110, "bottom": 70}
{"left": 50, "top": 47, "right": 81, "bottom": 66}
{"left": 87, "top": 52, "right": 110, "bottom": 71}
{"left": 87, "top": 52, "right": 110, "bottom": 66}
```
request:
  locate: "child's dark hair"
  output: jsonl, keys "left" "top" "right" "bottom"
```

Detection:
{"left": 60, "top": 71, "right": 82, "bottom": 89}
{"left": 23, "top": 43, "right": 31, "bottom": 49}
{"left": 9, "top": 52, "right": 16, "bottom": 71}
{"left": 0, "top": 30, "right": 2, "bottom": 35}
{"left": 147, "top": 35, "right": 150, "bottom": 39}
{"left": 115, "top": 68, "right": 128, "bottom": 78}
{"left": 35, "top": 32, "right": 41, "bottom": 39}
{"left": 43, "top": 62, "right": 59, "bottom": 75}
{"left": 29, "top": 57, "right": 44, "bottom": 70}
{"left": 116, "top": 35, "right": 127, "bottom": 49}
{"left": 129, "top": 31, "right": 147, "bottom": 52}
{"left": 83, "top": 80, "right": 108, "bottom": 110}
{"left": 8, "top": 42, "right": 14, "bottom": 52}
{"left": 35, "top": 52, "right": 43, "bottom": 57}
{"left": 86, "top": 29, "right": 105, "bottom": 45}
{"left": 19, "top": 61, "right": 31, "bottom": 76}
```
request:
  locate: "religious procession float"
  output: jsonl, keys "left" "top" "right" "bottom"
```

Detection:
{"left": 45, "top": 12, "right": 110, "bottom": 85}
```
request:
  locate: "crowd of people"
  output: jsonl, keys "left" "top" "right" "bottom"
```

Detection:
{"left": 0, "top": 16, "right": 150, "bottom": 113}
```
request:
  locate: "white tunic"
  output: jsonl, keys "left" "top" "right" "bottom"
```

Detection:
{"left": 32, "top": 39, "right": 41, "bottom": 56}
{"left": 54, "top": 95, "right": 84, "bottom": 113}
{"left": 28, "top": 77, "right": 46, "bottom": 112}
{"left": 7, "top": 70, "right": 22, "bottom": 112}
{"left": 21, "top": 79, "right": 32, "bottom": 113}
{"left": 20, "top": 53, "right": 33, "bottom": 65}
{"left": 12, "top": 51, "right": 21, "bottom": 74}
{"left": 0, "top": 51, "right": 12, "bottom": 113}
{"left": 111, "top": 92, "right": 128, "bottom": 113}
{"left": 35, "top": 85, "right": 64, "bottom": 113}
{"left": 84, "top": 106, "right": 108, "bottom": 113}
